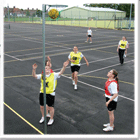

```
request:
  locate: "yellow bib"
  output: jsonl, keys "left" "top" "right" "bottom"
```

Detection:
{"left": 70, "top": 52, "right": 82, "bottom": 65}
{"left": 120, "top": 40, "right": 127, "bottom": 49}
{"left": 40, "top": 73, "right": 57, "bottom": 94}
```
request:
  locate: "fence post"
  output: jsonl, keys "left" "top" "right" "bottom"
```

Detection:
{"left": 96, "top": 11, "right": 97, "bottom": 28}
{"left": 42, "top": 4, "right": 47, "bottom": 134}
{"left": 32, "top": 15, "right": 33, "bottom": 23}
{"left": 104, "top": 11, "right": 106, "bottom": 28}
{"left": 79, "top": 11, "right": 80, "bottom": 26}
{"left": 7, "top": 5, "right": 10, "bottom": 21}
{"left": 87, "top": 10, "right": 88, "bottom": 26}
{"left": 64, "top": 11, "right": 65, "bottom": 25}
{"left": 129, "top": 4, "right": 132, "bottom": 30}
{"left": 71, "top": 11, "right": 72, "bottom": 25}
{"left": 14, "top": 13, "right": 15, "bottom": 22}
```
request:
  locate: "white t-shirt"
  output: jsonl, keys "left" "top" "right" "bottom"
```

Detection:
{"left": 68, "top": 52, "right": 84, "bottom": 66}
{"left": 118, "top": 40, "right": 128, "bottom": 50}
{"left": 87, "top": 29, "right": 92, "bottom": 35}
{"left": 36, "top": 72, "right": 60, "bottom": 96}
{"left": 105, "top": 80, "right": 118, "bottom": 102}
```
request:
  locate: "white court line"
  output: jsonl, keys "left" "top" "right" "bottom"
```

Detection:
{"left": 4, "top": 39, "right": 27, "bottom": 42}
{"left": 5, "top": 29, "right": 134, "bottom": 42}
{"left": 14, "top": 47, "right": 72, "bottom": 57}
{"left": 14, "top": 41, "right": 131, "bottom": 57}
{"left": 21, "top": 42, "right": 134, "bottom": 61}
{"left": 62, "top": 74, "right": 134, "bottom": 102}
{"left": 5, "top": 33, "right": 69, "bottom": 49}
{"left": 53, "top": 52, "right": 134, "bottom": 72}
{"left": 52, "top": 33, "right": 134, "bottom": 41}
{"left": 4, "top": 54, "right": 22, "bottom": 61}
{"left": 5, "top": 29, "right": 134, "bottom": 46}
{"left": 23, "top": 38, "right": 70, "bottom": 49}
{"left": 20, "top": 44, "right": 117, "bottom": 61}
{"left": 9, "top": 31, "right": 133, "bottom": 40}
{"left": 78, "top": 60, "right": 134, "bottom": 76}
{"left": 47, "top": 36, "right": 117, "bottom": 43}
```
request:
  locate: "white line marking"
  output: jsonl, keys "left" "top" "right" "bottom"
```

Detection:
{"left": 4, "top": 54, "right": 22, "bottom": 61}
{"left": 4, "top": 39, "right": 26, "bottom": 42}
{"left": 14, "top": 47, "right": 71, "bottom": 57}
{"left": 20, "top": 42, "right": 134, "bottom": 61}
{"left": 78, "top": 60, "right": 134, "bottom": 76}
{"left": 23, "top": 38, "right": 70, "bottom": 49}
{"left": 49, "top": 34, "right": 134, "bottom": 43}
{"left": 13, "top": 41, "right": 124, "bottom": 57}
{"left": 53, "top": 52, "right": 134, "bottom": 72}
{"left": 62, "top": 75, "right": 134, "bottom": 102}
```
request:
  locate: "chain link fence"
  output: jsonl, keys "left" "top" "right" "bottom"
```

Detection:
{"left": 4, "top": 7, "right": 134, "bottom": 30}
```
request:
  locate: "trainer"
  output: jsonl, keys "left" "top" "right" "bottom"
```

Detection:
{"left": 117, "top": 36, "right": 128, "bottom": 65}
{"left": 68, "top": 46, "right": 89, "bottom": 90}
{"left": 103, "top": 69, "right": 119, "bottom": 132}
{"left": 32, "top": 60, "right": 69, "bottom": 125}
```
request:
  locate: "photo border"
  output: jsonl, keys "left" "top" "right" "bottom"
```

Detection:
{"left": 0, "top": 0, "right": 139, "bottom": 139}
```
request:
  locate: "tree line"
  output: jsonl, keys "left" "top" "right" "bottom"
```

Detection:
{"left": 83, "top": 4, "right": 134, "bottom": 18}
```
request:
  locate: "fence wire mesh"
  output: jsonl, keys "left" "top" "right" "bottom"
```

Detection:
{"left": 4, "top": 6, "right": 134, "bottom": 30}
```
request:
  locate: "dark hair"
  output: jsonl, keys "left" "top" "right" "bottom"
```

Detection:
{"left": 122, "top": 36, "right": 126, "bottom": 40}
{"left": 112, "top": 69, "right": 119, "bottom": 91}
{"left": 45, "top": 60, "right": 48, "bottom": 66}
{"left": 112, "top": 69, "right": 119, "bottom": 83}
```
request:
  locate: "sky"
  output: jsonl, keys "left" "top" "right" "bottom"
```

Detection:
{"left": 3, "top": 0, "right": 84, "bottom": 10}
{"left": 3, "top": 0, "right": 135, "bottom": 10}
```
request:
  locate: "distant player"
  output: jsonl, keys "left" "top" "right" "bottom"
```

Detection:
{"left": 68, "top": 46, "right": 89, "bottom": 90}
{"left": 85, "top": 27, "right": 92, "bottom": 43}
{"left": 117, "top": 36, "right": 128, "bottom": 65}
{"left": 123, "top": 37, "right": 129, "bottom": 58}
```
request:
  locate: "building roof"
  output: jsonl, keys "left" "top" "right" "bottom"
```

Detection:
{"left": 61, "top": 6, "right": 125, "bottom": 13}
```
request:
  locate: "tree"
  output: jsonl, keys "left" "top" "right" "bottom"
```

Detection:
{"left": 36, "top": 10, "right": 42, "bottom": 17}
{"left": 32, "top": 13, "right": 36, "bottom": 17}
{"left": 26, "top": 10, "right": 30, "bottom": 16}
{"left": 83, "top": 3, "right": 134, "bottom": 18}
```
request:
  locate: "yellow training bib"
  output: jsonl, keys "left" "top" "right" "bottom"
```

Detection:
{"left": 40, "top": 73, "right": 57, "bottom": 94}
{"left": 70, "top": 52, "right": 82, "bottom": 65}
{"left": 120, "top": 40, "right": 127, "bottom": 49}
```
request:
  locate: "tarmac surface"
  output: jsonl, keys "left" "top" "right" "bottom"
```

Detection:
{"left": 4, "top": 22, "right": 134, "bottom": 135}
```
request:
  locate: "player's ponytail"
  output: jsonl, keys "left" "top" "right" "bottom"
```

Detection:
{"left": 112, "top": 69, "right": 118, "bottom": 83}
{"left": 112, "top": 69, "right": 119, "bottom": 91}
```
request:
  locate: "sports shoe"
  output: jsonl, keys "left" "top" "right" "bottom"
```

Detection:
{"left": 46, "top": 113, "right": 51, "bottom": 117}
{"left": 103, "top": 126, "right": 114, "bottom": 132}
{"left": 39, "top": 117, "right": 44, "bottom": 123}
{"left": 103, "top": 123, "right": 114, "bottom": 128}
{"left": 89, "top": 42, "right": 92, "bottom": 43}
{"left": 123, "top": 54, "right": 126, "bottom": 58}
{"left": 72, "top": 80, "right": 75, "bottom": 85}
{"left": 74, "top": 84, "right": 77, "bottom": 90}
{"left": 47, "top": 119, "right": 54, "bottom": 125}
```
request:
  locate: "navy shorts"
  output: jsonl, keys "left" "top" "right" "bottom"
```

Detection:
{"left": 71, "top": 65, "right": 80, "bottom": 73}
{"left": 106, "top": 97, "right": 117, "bottom": 111}
{"left": 39, "top": 93, "right": 55, "bottom": 107}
